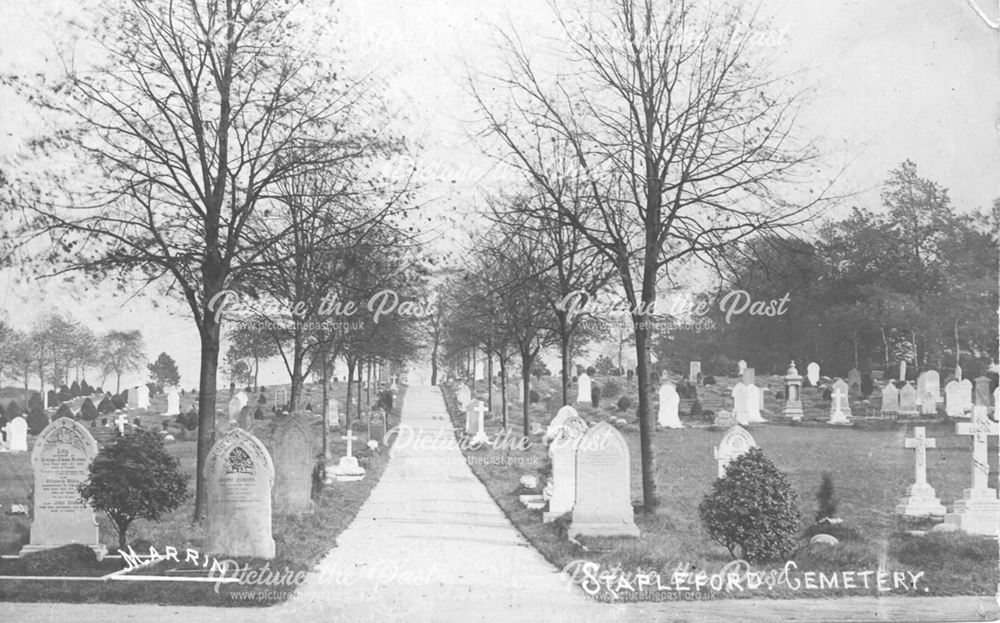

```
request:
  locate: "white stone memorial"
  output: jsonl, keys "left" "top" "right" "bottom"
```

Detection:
{"left": 745, "top": 384, "right": 766, "bottom": 423}
{"left": 576, "top": 372, "right": 592, "bottom": 405}
{"left": 828, "top": 379, "right": 851, "bottom": 425}
{"left": 657, "top": 383, "right": 682, "bottom": 429}
{"left": 543, "top": 414, "right": 588, "bottom": 523}
{"left": 943, "top": 408, "right": 1000, "bottom": 535}
{"left": 895, "top": 427, "right": 945, "bottom": 517}
{"left": 731, "top": 382, "right": 750, "bottom": 425}
{"left": 568, "top": 422, "right": 639, "bottom": 538}
{"left": 806, "top": 362, "right": 820, "bottom": 386}
{"left": 2, "top": 416, "right": 27, "bottom": 453}
{"left": 165, "top": 388, "right": 181, "bottom": 416}
{"left": 881, "top": 383, "right": 900, "bottom": 416}
{"left": 714, "top": 425, "right": 757, "bottom": 478}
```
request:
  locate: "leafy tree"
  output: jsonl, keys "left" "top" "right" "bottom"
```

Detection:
{"left": 699, "top": 448, "right": 802, "bottom": 562}
{"left": 594, "top": 355, "right": 619, "bottom": 377}
{"left": 101, "top": 331, "right": 146, "bottom": 394}
{"left": 147, "top": 352, "right": 180, "bottom": 389}
{"left": 79, "top": 430, "right": 189, "bottom": 550}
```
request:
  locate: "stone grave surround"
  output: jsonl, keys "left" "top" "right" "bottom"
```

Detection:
{"left": 568, "top": 421, "right": 639, "bottom": 538}
{"left": 20, "top": 418, "right": 106, "bottom": 558}
{"left": 205, "top": 428, "right": 276, "bottom": 559}
{"left": 272, "top": 415, "right": 316, "bottom": 515}
{"left": 543, "top": 414, "right": 589, "bottom": 523}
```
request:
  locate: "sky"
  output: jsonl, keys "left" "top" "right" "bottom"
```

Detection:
{"left": 0, "top": 0, "right": 996, "bottom": 387}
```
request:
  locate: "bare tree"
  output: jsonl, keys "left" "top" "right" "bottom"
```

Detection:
{"left": 4, "top": 0, "right": 385, "bottom": 520}
{"left": 473, "top": 0, "right": 830, "bottom": 509}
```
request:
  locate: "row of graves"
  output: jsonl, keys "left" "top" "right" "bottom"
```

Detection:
{"left": 3, "top": 395, "right": 394, "bottom": 572}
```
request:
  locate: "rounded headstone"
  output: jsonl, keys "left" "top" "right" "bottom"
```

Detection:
{"left": 809, "top": 533, "right": 839, "bottom": 546}
{"left": 519, "top": 475, "right": 539, "bottom": 490}
{"left": 930, "top": 522, "right": 958, "bottom": 533}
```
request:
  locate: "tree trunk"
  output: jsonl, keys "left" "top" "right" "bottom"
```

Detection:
{"left": 194, "top": 318, "right": 221, "bottom": 522}
{"left": 321, "top": 354, "right": 330, "bottom": 459}
{"left": 288, "top": 331, "right": 306, "bottom": 411}
{"left": 498, "top": 354, "right": 508, "bottom": 428}
{"left": 118, "top": 524, "right": 128, "bottom": 552}
{"left": 487, "top": 348, "right": 493, "bottom": 416}
{"left": 633, "top": 314, "right": 657, "bottom": 511}
{"left": 356, "top": 359, "right": 363, "bottom": 419}
{"left": 345, "top": 357, "right": 355, "bottom": 427}
{"left": 431, "top": 328, "right": 439, "bottom": 386}
{"left": 520, "top": 348, "right": 535, "bottom": 437}
{"left": 559, "top": 316, "right": 571, "bottom": 406}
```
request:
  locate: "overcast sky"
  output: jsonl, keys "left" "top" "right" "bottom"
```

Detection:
{"left": 0, "top": 0, "right": 996, "bottom": 387}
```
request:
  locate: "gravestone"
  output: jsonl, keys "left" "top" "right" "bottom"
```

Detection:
{"left": 238, "top": 406, "right": 253, "bottom": 430}
{"left": 924, "top": 370, "right": 942, "bottom": 403}
{"left": 714, "top": 424, "right": 757, "bottom": 478}
{"left": 127, "top": 388, "right": 138, "bottom": 410}
{"left": 829, "top": 379, "right": 851, "bottom": 425}
{"left": 205, "top": 428, "right": 276, "bottom": 558}
{"left": 898, "top": 361, "right": 907, "bottom": 381}
{"left": 945, "top": 380, "right": 964, "bottom": 417}
{"left": 568, "top": 422, "right": 639, "bottom": 538}
{"left": 745, "top": 384, "right": 766, "bottom": 423}
{"left": 847, "top": 368, "right": 862, "bottom": 393}
{"left": 657, "top": 383, "right": 682, "bottom": 429}
{"left": 973, "top": 377, "right": 991, "bottom": 407}
{"left": 881, "top": 382, "right": 900, "bottom": 416}
{"left": 731, "top": 382, "right": 750, "bottom": 425}
{"left": 455, "top": 385, "right": 472, "bottom": 410}
{"left": 228, "top": 394, "right": 244, "bottom": 422}
{"left": 19, "top": 418, "right": 104, "bottom": 558}
{"left": 943, "top": 407, "right": 1000, "bottom": 535}
{"left": 576, "top": 372, "right": 592, "bottom": 405}
{"left": 737, "top": 360, "right": 747, "bottom": 375}
{"left": 806, "top": 362, "right": 820, "bottom": 386}
{"left": 545, "top": 405, "right": 579, "bottom": 444}
{"left": 332, "top": 429, "right": 365, "bottom": 482}
{"left": 2, "top": 416, "right": 27, "bottom": 453}
{"left": 215, "top": 410, "right": 231, "bottom": 437}
{"left": 368, "top": 408, "right": 387, "bottom": 446}
{"left": 783, "top": 362, "right": 803, "bottom": 421}
{"left": 895, "top": 427, "right": 945, "bottom": 517}
{"left": 741, "top": 367, "right": 756, "bottom": 386}
{"left": 272, "top": 415, "right": 315, "bottom": 514}
{"left": 898, "top": 382, "right": 918, "bottom": 417}
{"left": 165, "top": 389, "right": 181, "bottom": 416}
{"left": 135, "top": 385, "right": 150, "bottom": 410}
{"left": 957, "top": 379, "right": 973, "bottom": 414}
{"left": 994, "top": 386, "right": 1000, "bottom": 422}
{"left": 328, "top": 397, "right": 343, "bottom": 427}
{"left": 465, "top": 399, "right": 489, "bottom": 445}
{"left": 543, "top": 414, "right": 588, "bottom": 522}
{"left": 688, "top": 362, "right": 701, "bottom": 383}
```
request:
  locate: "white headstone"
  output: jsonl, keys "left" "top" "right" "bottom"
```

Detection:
{"left": 898, "top": 382, "right": 919, "bottom": 416}
{"left": 456, "top": 385, "right": 472, "bottom": 410}
{"left": 135, "top": 385, "right": 150, "bottom": 410}
{"left": 576, "top": 373, "right": 592, "bottom": 405}
{"left": 829, "top": 379, "right": 851, "bottom": 424}
{"left": 657, "top": 383, "right": 682, "bottom": 429}
{"left": 3, "top": 417, "right": 28, "bottom": 453}
{"left": 688, "top": 362, "right": 701, "bottom": 383}
{"left": 994, "top": 387, "right": 1000, "bottom": 422}
{"left": 714, "top": 425, "right": 757, "bottom": 478}
{"left": 165, "top": 389, "right": 181, "bottom": 416}
{"left": 273, "top": 415, "right": 316, "bottom": 514}
{"left": 19, "top": 418, "right": 104, "bottom": 558}
{"left": 895, "top": 427, "right": 945, "bottom": 517}
{"left": 745, "top": 384, "right": 766, "bottom": 423}
{"left": 806, "top": 362, "right": 820, "bottom": 386}
{"left": 228, "top": 394, "right": 244, "bottom": 421}
{"left": 958, "top": 379, "right": 974, "bottom": 414}
{"left": 881, "top": 383, "right": 900, "bottom": 415}
{"left": 945, "top": 380, "right": 969, "bottom": 417}
{"left": 205, "top": 428, "right": 276, "bottom": 558}
{"left": 731, "top": 382, "right": 750, "bottom": 425}
{"left": 737, "top": 360, "right": 747, "bottom": 374}
{"left": 543, "top": 415, "right": 588, "bottom": 522}
{"left": 568, "top": 422, "right": 639, "bottom": 538}
{"left": 546, "top": 405, "right": 579, "bottom": 444}
{"left": 332, "top": 428, "right": 366, "bottom": 482}
{"left": 466, "top": 399, "right": 489, "bottom": 445}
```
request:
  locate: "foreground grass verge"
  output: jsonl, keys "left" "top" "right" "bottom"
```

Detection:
{"left": 441, "top": 383, "right": 997, "bottom": 601}
{"left": 0, "top": 386, "right": 404, "bottom": 607}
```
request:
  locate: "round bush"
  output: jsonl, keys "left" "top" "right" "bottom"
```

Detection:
{"left": 617, "top": 396, "right": 632, "bottom": 412}
{"left": 585, "top": 366, "right": 596, "bottom": 376}
{"left": 79, "top": 398, "right": 99, "bottom": 421}
{"left": 698, "top": 447, "right": 802, "bottom": 562}
{"left": 97, "top": 396, "right": 116, "bottom": 415}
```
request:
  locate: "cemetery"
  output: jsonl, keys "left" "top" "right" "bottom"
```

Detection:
{"left": 442, "top": 364, "right": 999, "bottom": 600}
{"left": 0, "top": 0, "right": 997, "bottom": 620}
{"left": 0, "top": 379, "right": 404, "bottom": 605}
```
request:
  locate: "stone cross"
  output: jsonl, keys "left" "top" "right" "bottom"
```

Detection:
{"left": 955, "top": 408, "right": 999, "bottom": 492}
{"left": 831, "top": 385, "right": 848, "bottom": 411}
{"left": 115, "top": 412, "right": 128, "bottom": 435}
{"left": 904, "top": 427, "right": 936, "bottom": 486}
{"left": 341, "top": 429, "right": 358, "bottom": 458}
{"left": 474, "top": 401, "right": 489, "bottom": 421}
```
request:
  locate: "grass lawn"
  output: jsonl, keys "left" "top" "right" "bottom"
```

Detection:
{"left": 0, "top": 383, "right": 404, "bottom": 606}
{"left": 445, "top": 377, "right": 998, "bottom": 600}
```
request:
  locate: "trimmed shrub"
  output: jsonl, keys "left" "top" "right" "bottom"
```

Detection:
{"left": 79, "top": 398, "right": 98, "bottom": 421}
{"left": 46, "top": 390, "right": 58, "bottom": 407}
{"left": 529, "top": 389, "right": 540, "bottom": 404}
{"left": 80, "top": 380, "right": 93, "bottom": 395}
{"left": 70, "top": 381, "right": 81, "bottom": 398}
{"left": 254, "top": 406, "right": 265, "bottom": 420}
{"left": 688, "top": 399, "right": 703, "bottom": 419}
{"left": 703, "top": 375, "right": 716, "bottom": 385}
{"left": 821, "top": 387, "right": 832, "bottom": 401}
{"left": 617, "top": 396, "right": 632, "bottom": 412}
{"left": 258, "top": 393, "right": 267, "bottom": 405}
{"left": 5, "top": 400, "right": 23, "bottom": 419}
{"left": 79, "top": 429, "right": 190, "bottom": 550}
{"left": 698, "top": 447, "right": 802, "bottom": 562}
{"left": 860, "top": 373, "right": 874, "bottom": 399}
{"left": 179, "top": 407, "right": 198, "bottom": 431}
{"left": 58, "top": 385, "right": 72, "bottom": 402}
{"left": 602, "top": 379, "right": 622, "bottom": 399}
{"left": 591, "top": 385, "right": 601, "bottom": 408}
{"left": 27, "top": 407, "right": 49, "bottom": 435}
{"left": 815, "top": 472, "right": 837, "bottom": 522}
{"left": 98, "top": 396, "right": 116, "bottom": 414}
{"left": 112, "top": 394, "right": 127, "bottom": 410}
{"left": 55, "top": 403, "right": 75, "bottom": 420}
{"left": 585, "top": 366, "right": 596, "bottom": 377}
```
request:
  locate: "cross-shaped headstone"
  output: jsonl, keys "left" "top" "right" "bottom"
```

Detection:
{"left": 474, "top": 401, "right": 489, "bottom": 422}
{"left": 831, "top": 386, "right": 848, "bottom": 413}
{"left": 955, "top": 407, "right": 999, "bottom": 493}
{"left": 904, "top": 427, "right": 936, "bottom": 486}
{"left": 341, "top": 429, "right": 358, "bottom": 458}
{"left": 115, "top": 412, "right": 128, "bottom": 435}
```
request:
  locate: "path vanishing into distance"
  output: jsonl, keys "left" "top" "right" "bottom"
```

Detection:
{"left": 2, "top": 384, "right": 997, "bottom": 622}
